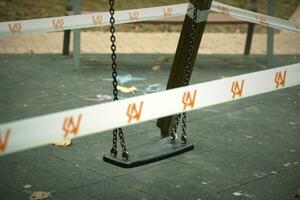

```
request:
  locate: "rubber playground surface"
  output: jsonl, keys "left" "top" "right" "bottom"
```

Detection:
{"left": 0, "top": 53, "right": 299, "bottom": 199}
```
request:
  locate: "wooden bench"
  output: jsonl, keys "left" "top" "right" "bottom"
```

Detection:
{"left": 62, "top": 0, "right": 258, "bottom": 57}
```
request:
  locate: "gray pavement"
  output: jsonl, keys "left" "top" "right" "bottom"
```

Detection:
{"left": 0, "top": 53, "right": 299, "bottom": 200}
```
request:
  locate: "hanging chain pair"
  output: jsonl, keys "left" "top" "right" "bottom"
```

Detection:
{"left": 170, "top": 0, "right": 199, "bottom": 144}
{"left": 109, "top": 0, "right": 129, "bottom": 160}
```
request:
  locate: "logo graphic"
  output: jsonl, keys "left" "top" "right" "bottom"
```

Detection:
{"left": 231, "top": 80, "right": 245, "bottom": 99}
{"left": 275, "top": 71, "right": 287, "bottom": 88}
{"left": 52, "top": 19, "right": 64, "bottom": 29}
{"left": 256, "top": 15, "right": 269, "bottom": 26}
{"left": 62, "top": 114, "right": 82, "bottom": 138}
{"left": 92, "top": 15, "right": 103, "bottom": 25}
{"left": 163, "top": 8, "right": 173, "bottom": 17}
{"left": 218, "top": 5, "right": 229, "bottom": 16}
{"left": 8, "top": 23, "right": 22, "bottom": 34}
{"left": 182, "top": 90, "right": 197, "bottom": 110}
{"left": 0, "top": 129, "right": 11, "bottom": 153}
{"left": 127, "top": 101, "right": 144, "bottom": 123}
{"left": 129, "top": 12, "right": 139, "bottom": 21}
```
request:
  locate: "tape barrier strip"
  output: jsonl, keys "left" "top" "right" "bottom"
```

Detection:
{"left": 0, "top": 1, "right": 299, "bottom": 38}
{"left": 186, "top": 5, "right": 209, "bottom": 23}
{"left": 210, "top": 1, "right": 300, "bottom": 33}
{"left": 0, "top": 63, "right": 299, "bottom": 156}
{"left": 0, "top": 3, "right": 189, "bottom": 37}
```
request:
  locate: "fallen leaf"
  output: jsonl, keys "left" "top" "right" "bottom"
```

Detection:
{"left": 96, "top": 94, "right": 112, "bottom": 101}
{"left": 243, "top": 135, "right": 254, "bottom": 139}
{"left": 152, "top": 65, "right": 161, "bottom": 71}
{"left": 271, "top": 171, "right": 277, "bottom": 175}
{"left": 233, "top": 192, "right": 243, "bottom": 196}
{"left": 284, "top": 162, "right": 291, "bottom": 167}
{"left": 145, "top": 84, "right": 164, "bottom": 93}
{"left": 254, "top": 172, "right": 267, "bottom": 178}
{"left": 290, "top": 149, "right": 296, "bottom": 152}
{"left": 117, "top": 86, "right": 137, "bottom": 93}
{"left": 53, "top": 138, "right": 72, "bottom": 147}
{"left": 29, "top": 191, "right": 50, "bottom": 200}
{"left": 289, "top": 122, "right": 296, "bottom": 125}
{"left": 23, "top": 184, "right": 31, "bottom": 189}
{"left": 158, "top": 56, "right": 169, "bottom": 63}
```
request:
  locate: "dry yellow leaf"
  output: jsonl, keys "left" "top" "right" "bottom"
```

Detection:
{"left": 29, "top": 191, "right": 50, "bottom": 200}
{"left": 117, "top": 86, "right": 137, "bottom": 93}
{"left": 53, "top": 138, "right": 72, "bottom": 147}
{"left": 152, "top": 65, "right": 161, "bottom": 71}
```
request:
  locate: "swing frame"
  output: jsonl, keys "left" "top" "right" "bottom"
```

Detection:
{"left": 103, "top": 0, "right": 212, "bottom": 168}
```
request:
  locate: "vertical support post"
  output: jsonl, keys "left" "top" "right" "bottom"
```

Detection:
{"left": 267, "top": 0, "right": 275, "bottom": 66}
{"left": 244, "top": 0, "right": 257, "bottom": 55}
{"left": 157, "top": 0, "right": 212, "bottom": 138}
{"left": 73, "top": 0, "right": 81, "bottom": 67}
{"left": 62, "top": 0, "right": 73, "bottom": 55}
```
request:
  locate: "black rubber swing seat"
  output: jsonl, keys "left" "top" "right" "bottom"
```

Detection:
{"left": 103, "top": 137, "right": 194, "bottom": 168}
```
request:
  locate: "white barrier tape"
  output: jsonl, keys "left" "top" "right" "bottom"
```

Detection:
{"left": 0, "top": 63, "right": 299, "bottom": 156}
{"left": 211, "top": 1, "right": 300, "bottom": 33}
{"left": 0, "top": 1, "right": 299, "bottom": 38}
{"left": 0, "top": 3, "right": 188, "bottom": 37}
{"left": 187, "top": 5, "right": 209, "bottom": 23}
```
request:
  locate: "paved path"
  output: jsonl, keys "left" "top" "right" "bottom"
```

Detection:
{"left": 0, "top": 6, "right": 299, "bottom": 55}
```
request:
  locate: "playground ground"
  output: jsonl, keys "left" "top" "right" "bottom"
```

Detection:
{"left": 0, "top": 53, "right": 299, "bottom": 200}
{"left": 0, "top": 4, "right": 300, "bottom": 200}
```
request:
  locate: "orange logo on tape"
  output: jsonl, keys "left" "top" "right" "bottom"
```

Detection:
{"left": 275, "top": 71, "right": 287, "bottom": 89}
{"left": 127, "top": 101, "right": 144, "bottom": 124}
{"left": 231, "top": 80, "right": 245, "bottom": 99}
{"left": 129, "top": 12, "right": 139, "bottom": 21}
{"left": 0, "top": 129, "right": 11, "bottom": 153}
{"left": 62, "top": 114, "right": 82, "bottom": 137}
{"left": 92, "top": 15, "right": 103, "bottom": 25}
{"left": 163, "top": 8, "right": 173, "bottom": 17}
{"left": 52, "top": 19, "right": 64, "bottom": 29}
{"left": 217, "top": 5, "right": 229, "bottom": 16}
{"left": 182, "top": 90, "right": 197, "bottom": 111}
{"left": 8, "top": 23, "right": 22, "bottom": 34}
{"left": 256, "top": 15, "right": 269, "bottom": 26}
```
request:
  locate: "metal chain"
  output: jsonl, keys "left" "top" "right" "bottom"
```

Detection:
{"left": 117, "top": 128, "right": 128, "bottom": 160}
{"left": 109, "top": 0, "right": 129, "bottom": 160}
{"left": 170, "top": 113, "right": 181, "bottom": 142}
{"left": 170, "top": 0, "right": 199, "bottom": 144}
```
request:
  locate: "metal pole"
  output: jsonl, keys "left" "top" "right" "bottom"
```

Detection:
{"left": 73, "top": 0, "right": 81, "bottom": 67}
{"left": 244, "top": 0, "right": 257, "bottom": 55}
{"left": 157, "top": 0, "right": 213, "bottom": 137}
{"left": 62, "top": 0, "right": 73, "bottom": 55}
{"left": 267, "top": 0, "right": 275, "bottom": 66}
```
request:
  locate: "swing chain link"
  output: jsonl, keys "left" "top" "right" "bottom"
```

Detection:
{"left": 170, "top": 0, "right": 199, "bottom": 144}
{"left": 109, "top": 0, "right": 129, "bottom": 160}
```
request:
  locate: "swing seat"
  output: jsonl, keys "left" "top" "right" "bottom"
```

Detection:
{"left": 103, "top": 138, "right": 194, "bottom": 168}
